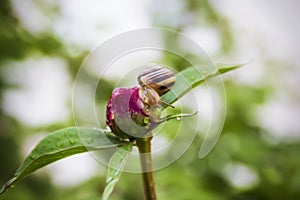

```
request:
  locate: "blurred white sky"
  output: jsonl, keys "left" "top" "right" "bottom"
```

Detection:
{"left": 1, "top": 56, "right": 71, "bottom": 126}
{"left": 2, "top": 0, "right": 300, "bottom": 187}
{"left": 213, "top": 0, "right": 300, "bottom": 141}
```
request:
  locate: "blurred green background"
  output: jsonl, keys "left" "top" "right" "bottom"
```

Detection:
{"left": 1, "top": 0, "right": 300, "bottom": 199}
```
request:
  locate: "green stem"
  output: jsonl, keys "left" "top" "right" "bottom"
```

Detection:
{"left": 136, "top": 137, "right": 157, "bottom": 200}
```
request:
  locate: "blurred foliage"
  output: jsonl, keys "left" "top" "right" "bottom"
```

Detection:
{"left": 0, "top": 0, "right": 300, "bottom": 200}
{"left": 0, "top": 1, "right": 58, "bottom": 200}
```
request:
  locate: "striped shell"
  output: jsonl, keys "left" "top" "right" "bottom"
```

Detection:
{"left": 137, "top": 64, "right": 176, "bottom": 96}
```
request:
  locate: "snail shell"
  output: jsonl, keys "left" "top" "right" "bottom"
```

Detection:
{"left": 137, "top": 64, "right": 176, "bottom": 96}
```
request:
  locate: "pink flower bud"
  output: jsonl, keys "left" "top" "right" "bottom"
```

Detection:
{"left": 106, "top": 86, "right": 161, "bottom": 139}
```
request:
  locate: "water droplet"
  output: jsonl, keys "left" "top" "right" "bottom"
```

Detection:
{"left": 87, "top": 138, "right": 94, "bottom": 144}
{"left": 69, "top": 138, "right": 76, "bottom": 145}
{"left": 190, "top": 75, "right": 195, "bottom": 80}
{"left": 56, "top": 142, "right": 62, "bottom": 147}
{"left": 105, "top": 126, "right": 111, "bottom": 132}
{"left": 132, "top": 128, "right": 138, "bottom": 134}
{"left": 176, "top": 116, "right": 181, "bottom": 121}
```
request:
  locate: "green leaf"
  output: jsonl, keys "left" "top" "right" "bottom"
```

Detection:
{"left": 102, "top": 142, "right": 133, "bottom": 200}
{"left": 161, "top": 63, "right": 242, "bottom": 105}
{"left": 0, "top": 127, "right": 125, "bottom": 195}
{"left": 0, "top": 63, "right": 242, "bottom": 196}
